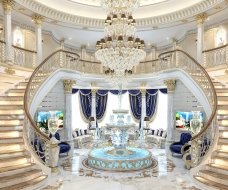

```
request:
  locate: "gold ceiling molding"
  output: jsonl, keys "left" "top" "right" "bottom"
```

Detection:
{"left": 14, "top": 0, "right": 226, "bottom": 28}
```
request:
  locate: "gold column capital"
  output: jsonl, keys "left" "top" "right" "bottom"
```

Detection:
{"left": 164, "top": 79, "right": 176, "bottom": 93}
{"left": 32, "top": 14, "right": 44, "bottom": 26}
{"left": 1, "top": 0, "right": 14, "bottom": 12}
{"left": 140, "top": 89, "right": 147, "bottom": 96}
{"left": 63, "top": 79, "right": 76, "bottom": 94}
{"left": 196, "top": 13, "right": 207, "bottom": 25}
{"left": 91, "top": 89, "right": 98, "bottom": 95}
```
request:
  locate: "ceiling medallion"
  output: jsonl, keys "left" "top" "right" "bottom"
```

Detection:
{"left": 95, "top": 0, "right": 146, "bottom": 85}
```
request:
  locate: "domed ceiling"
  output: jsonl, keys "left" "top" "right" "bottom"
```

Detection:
{"left": 11, "top": 0, "right": 228, "bottom": 50}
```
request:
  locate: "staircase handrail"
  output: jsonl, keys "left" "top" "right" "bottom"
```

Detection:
{"left": 24, "top": 49, "right": 80, "bottom": 164}
{"left": 158, "top": 49, "right": 217, "bottom": 166}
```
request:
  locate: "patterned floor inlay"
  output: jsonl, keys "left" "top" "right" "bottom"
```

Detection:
{"left": 42, "top": 147, "right": 203, "bottom": 190}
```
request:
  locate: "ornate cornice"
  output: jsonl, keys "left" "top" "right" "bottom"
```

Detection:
{"left": 14, "top": 0, "right": 225, "bottom": 28}
{"left": 63, "top": 79, "right": 76, "bottom": 94}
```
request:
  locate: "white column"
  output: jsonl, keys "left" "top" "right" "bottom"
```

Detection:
{"left": 172, "top": 38, "right": 178, "bottom": 50}
{"left": 81, "top": 45, "right": 86, "bottom": 60}
{"left": 151, "top": 46, "right": 156, "bottom": 60}
{"left": 196, "top": 13, "right": 207, "bottom": 64}
{"left": 32, "top": 14, "right": 43, "bottom": 65}
{"left": 2, "top": 0, "right": 14, "bottom": 74}
{"left": 164, "top": 79, "right": 176, "bottom": 143}
{"left": 91, "top": 89, "right": 97, "bottom": 128}
{"left": 63, "top": 79, "right": 76, "bottom": 155}
{"left": 140, "top": 89, "right": 146, "bottom": 128}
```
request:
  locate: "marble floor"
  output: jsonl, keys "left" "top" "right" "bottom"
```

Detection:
{"left": 42, "top": 145, "right": 202, "bottom": 190}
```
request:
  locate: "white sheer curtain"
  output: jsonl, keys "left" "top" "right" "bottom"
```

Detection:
{"left": 149, "top": 91, "right": 168, "bottom": 130}
{"left": 99, "top": 92, "right": 135, "bottom": 127}
{"left": 72, "top": 93, "right": 87, "bottom": 130}
{"left": 71, "top": 90, "right": 167, "bottom": 131}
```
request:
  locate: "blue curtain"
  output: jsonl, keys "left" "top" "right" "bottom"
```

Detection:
{"left": 96, "top": 90, "right": 108, "bottom": 120}
{"left": 129, "top": 90, "right": 141, "bottom": 120}
{"left": 79, "top": 89, "right": 92, "bottom": 120}
{"left": 146, "top": 90, "right": 158, "bottom": 119}
{"left": 159, "top": 88, "right": 167, "bottom": 94}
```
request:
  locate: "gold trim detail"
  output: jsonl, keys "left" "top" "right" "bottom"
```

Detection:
{"left": 1, "top": 0, "right": 14, "bottom": 12}
{"left": 32, "top": 14, "right": 44, "bottom": 26}
{"left": 164, "top": 79, "right": 176, "bottom": 93}
{"left": 63, "top": 79, "right": 76, "bottom": 94}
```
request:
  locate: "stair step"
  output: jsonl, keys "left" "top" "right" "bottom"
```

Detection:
{"left": 0, "top": 115, "right": 24, "bottom": 120}
{"left": 6, "top": 92, "right": 24, "bottom": 97}
{"left": 0, "top": 155, "right": 30, "bottom": 168}
{"left": 16, "top": 85, "right": 26, "bottom": 89}
{"left": 0, "top": 100, "right": 23, "bottom": 105}
{"left": 218, "top": 100, "right": 228, "bottom": 106}
{"left": 0, "top": 137, "right": 23, "bottom": 144}
{"left": 216, "top": 149, "right": 228, "bottom": 158}
{"left": 0, "top": 130, "right": 23, "bottom": 138}
{"left": 219, "top": 138, "right": 228, "bottom": 144}
{"left": 0, "top": 163, "right": 36, "bottom": 177}
{"left": 219, "top": 126, "right": 228, "bottom": 131}
{"left": 198, "top": 170, "right": 228, "bottom": 186}
{"left": 218, "top": 105, "right": 228, "bottom": 110}
{"left": 0, "top": 125, "right": 23, "bottom": 131}
{"left": 0, "top": 110, "right": 24, "bottom": 115}
{"left": 218, "top": 96, "right": 228, "bottom": 101}
{"left": 0, "top": 105, "right": 23, "bottom": 110}
{"left": 214, "top": 156, "right": 228, "bottom": 166}
{"left": 0, "top": 169, "right": 42, "bottom": 188}
{"left": 218, "top": 119, "right": 228, "bottom": 126}
{"left": 194, "top": 175, "right": 228, "bottom": 190}
{"left": 206, "top": 163, "right": 228, "bottom": 175}
{"left": 217, "top": 93, "right": 228, "bottom": 97}
{"left": 18, "top": 82, "right": 28, "bottom": 86}
{"left": 216, "top": 87, "right": 228, "bottom": 93}
{"left": 220, "top": 131, "right": 228, "bottom": 138}
{"left": 0, "top": 119, "right": 23, "bottom": 125}
{"left": 0, "top": 143, "right": 24, "bottom": 152}
{"left": 0, "top": 96, "right": 23, "bottom": 101}
{"left": 6, "top": 89, "right": 25, "bottom": 93}
{"left": 0, "top": 175, "right": 47, "bottom": 190}
{"left": 218, "top": 110, "right": 228, "bottom": 115}
{"left": 0, "top": 149, "right": 26, "bottom": 159}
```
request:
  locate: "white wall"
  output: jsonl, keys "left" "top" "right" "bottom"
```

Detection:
{"left": 173, "top": 80, "right": 204, "bottom": 140}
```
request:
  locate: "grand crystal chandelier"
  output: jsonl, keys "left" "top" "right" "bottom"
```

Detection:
{"left": 95, "top": 0, "right": 146, "bottom": 74}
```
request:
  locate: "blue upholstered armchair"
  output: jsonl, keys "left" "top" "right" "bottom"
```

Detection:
{"left": 170, "top": 133, "right": 192, "bottom": 155}
{"left": 50, "top": 133, "right": 71, "bottom": 155}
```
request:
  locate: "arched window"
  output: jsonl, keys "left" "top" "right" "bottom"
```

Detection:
{"left": 216, "top": 27, "right": 226, "bottom": 47}
{"left": 13, "top": 27, "right": 24, "bottom": 47}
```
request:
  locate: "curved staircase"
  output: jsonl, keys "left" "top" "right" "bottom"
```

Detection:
{"left": 0, "top": 81, "right": 47, "bottom": 190}
{"left": 194, "top": 81, "right": 228, "bottom": 190}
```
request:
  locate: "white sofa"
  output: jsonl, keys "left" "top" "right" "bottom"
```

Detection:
{"left": 73, "top": 129, "right": 93, "bottom": 148}
{"left": 146, "top": 129, "right": 167, "bottom": 148}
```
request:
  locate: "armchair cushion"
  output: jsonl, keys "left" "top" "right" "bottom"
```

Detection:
{"left": 170, "top": 133, "right": 192, "bottom": 155}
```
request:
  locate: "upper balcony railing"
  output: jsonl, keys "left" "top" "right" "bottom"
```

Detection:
{"left": 203, "top": 44, "right": 228, "bottom": 68}
{"left": 23, "top": 49, "right": 217, "bottom": 168}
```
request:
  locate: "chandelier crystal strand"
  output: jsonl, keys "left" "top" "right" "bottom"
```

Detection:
{"left": 95, "top": 0, "right": 146, "bottom": 84}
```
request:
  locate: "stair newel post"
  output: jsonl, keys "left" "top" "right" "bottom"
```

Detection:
{"left": 46, "top": 141, "right": 60, "bottom": 172}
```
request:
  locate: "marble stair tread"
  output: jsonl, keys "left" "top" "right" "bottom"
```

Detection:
{"left": 214, "top": 156, "right": 228, "bottom": 163}
{"left": 217, "top": 96, "right": 228, "bottom": 101}
{"left": 0, "top": 155, "right": 30, "bottom": 162}
{"left": 6, "top": 89, "right": 25, "bottom": 93}
{"left": 0, "top": 149, "right": 26, "bottom": 158}
{"left": 199, "top": 170, "right": 228, "bottom": 179}
{"left": 0, "top": 96, "right": 23, "bottom": 101}
{"left": 194, "top": 176, "right": 228, "bottom": 190}
{"left": 218, "top": 105, "right": 228, "bottom": 109}
{"left": 0, "top": 175, "right": 47, "bottom": 190}
{"left": 0, "top": 105, "right": 24, "bottom": 110}
{"left": 0, "top": 137, "right": 23, "bottom": 143}
{"left": 0, "top": 115, "right": 24, "bottom": 120}
{"left": 0, "top": 169, "right": 41, "bottom": 183}
{"left": 0, "top": 124, "right": 23, "bottom": 128}
{"left": 207, "top": 163, "right": 228, "bottom": 171}
{"left": 0, "top": 163, "right": 35, "bottom": 174}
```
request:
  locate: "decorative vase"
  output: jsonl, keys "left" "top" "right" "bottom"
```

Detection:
{"left": 190, "top": 111, "right": 202, "bottom": 134}
{"left": 48, "top": 115, "right": 59, "bottom": 143}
